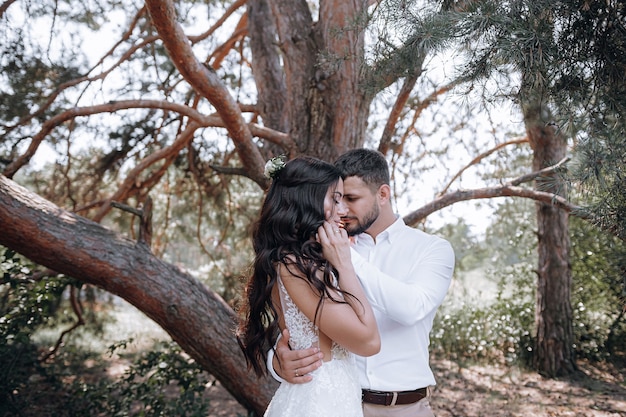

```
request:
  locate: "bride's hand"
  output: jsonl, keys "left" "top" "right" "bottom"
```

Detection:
{"left": 317, "top": 221, "right": 350, "bottom": 269}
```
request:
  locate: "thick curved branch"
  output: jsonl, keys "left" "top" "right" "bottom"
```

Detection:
{"left": 0, "top": 174, "right": 276, "bottom": 415}
{"left": 144, "top": 0, "right": 266, "bottom": 185}
{"left": 0, "top": 0, "right": 18, "bottom": 19}
{"left": 406, "top": 156, "right": 579, "bottom": 226}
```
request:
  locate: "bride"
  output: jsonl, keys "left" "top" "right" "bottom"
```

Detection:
{"left": 237, "top": 156, "right": 380, "bottom": 417}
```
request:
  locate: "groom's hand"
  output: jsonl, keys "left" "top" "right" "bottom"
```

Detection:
{"left": 273, "top": 328, "right": 323, "bottom": 383}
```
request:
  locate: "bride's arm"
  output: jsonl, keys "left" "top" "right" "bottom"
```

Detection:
{"left": 280, "top": 223, "right": 380, "bottom": 357}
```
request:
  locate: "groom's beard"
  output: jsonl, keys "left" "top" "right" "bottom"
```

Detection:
{"left": 343, "top": 204, "right": 379, "bottom": 237}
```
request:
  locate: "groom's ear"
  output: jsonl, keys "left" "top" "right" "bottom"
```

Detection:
{"left": 377, "top": 184, "right": 392, "bottom": 205}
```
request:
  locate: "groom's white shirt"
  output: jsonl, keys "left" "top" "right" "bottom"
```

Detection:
{"left": 269, "top": 217, "right": 455, "bottom": 391}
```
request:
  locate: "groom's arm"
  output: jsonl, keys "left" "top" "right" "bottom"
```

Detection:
{"left": 266, "top": 328, "right": 323, "bottom": 384}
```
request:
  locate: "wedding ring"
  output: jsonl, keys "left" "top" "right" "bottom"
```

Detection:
{"left": 295, "top": 368, "right": 300, "bottom": 377}
{"left": 334, "top": 229, "right": 340, "bottom": 233}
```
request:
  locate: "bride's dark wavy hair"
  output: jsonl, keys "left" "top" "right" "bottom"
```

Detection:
{"left": 237, "top": 156, "right": 344, "bottom": 377}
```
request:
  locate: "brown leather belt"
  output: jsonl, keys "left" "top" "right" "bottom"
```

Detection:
{"left": 362, "top": 387, "right": 428, "bottom": 406}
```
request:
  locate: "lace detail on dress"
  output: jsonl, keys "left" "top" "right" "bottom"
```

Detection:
{"left": 277, "top": 272, "right": 350, "bottom": 359}
{"left": 331, "top": 339, "right": 350, "bottom": 359}
{"left": 277, "top": 277, "right": 318, "bottom": 350}
{"left": 267, "top": 270, "right": 362, "bottom": 417}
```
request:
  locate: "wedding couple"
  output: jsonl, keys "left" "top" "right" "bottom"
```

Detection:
{"left": 237, "top": 149, "right": 455, "bottom": 417}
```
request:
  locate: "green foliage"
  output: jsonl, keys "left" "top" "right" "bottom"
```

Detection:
{"left": 434, "top": 218, "right": 487, "bottom": 272}
{"left": 572, "top": 138, "right": 626, "bottom": 241}
{"left": 433, "top": 203, "right": 626, "bottom": 366}
{"left": 0, "top": 40, "right": 82, "bottom": 126}
{"left": 0, "top": 249, "right": 227, "bottom": 416}
{"left": 431, "top": 263, "right": 535, "bottom": 365}
{"left": 570, "top": 217, "right": 626, "bottom": 360}
{"left": 2, "top": 335, "right": 228, "bottom": 417}
{"left": 0, "top": 247, "right": 67, "bottom": 342}
{"left": 484, "top": 198, "right": 537, "bottom": 266}
{"left": 0, "top": 247, "right": 72, "bottom": 414}
{"left": 374, "top": 0, "right": 626, "bottom": 240}
{"left": 66, "top": 341, "right": 215, "bottom": 417}
{"left": 0, "top": 247, "right": 242, "bottom": 417}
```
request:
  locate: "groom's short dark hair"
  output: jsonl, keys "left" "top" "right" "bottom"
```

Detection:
{"left": 334, "top": 148, "right": 390, "bottom": 190}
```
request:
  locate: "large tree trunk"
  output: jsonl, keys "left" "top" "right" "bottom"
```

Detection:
{"left": 0, "top": 174, "right": 275, "bottom": 416}
{"left": 523, "top": 97, "right": 576, "bottom": 377}
{"left": 253, "top": 0, "right": 370, "bottom": 161}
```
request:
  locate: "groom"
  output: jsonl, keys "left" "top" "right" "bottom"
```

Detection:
{"left": 268, "top": 148, "right": 455, "bottom": 417}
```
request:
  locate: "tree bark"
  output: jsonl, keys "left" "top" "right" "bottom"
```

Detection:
{"left": 516, "top": 4, "right": 577, "bottom": 377}
{"left": 523, "top": 98, "right": 577, "bottom": 377}
{"left": 0, "top": 174, "right": 275, "bottom": 416}
{"left": 264, "top": 0, "right": 370, "bottom": 161}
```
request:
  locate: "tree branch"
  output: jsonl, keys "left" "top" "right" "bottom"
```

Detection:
{"left": 1, "top": 6, "right": 153, "bottom": 138}
{"left": 439, "top": 137, "right": 530, "bottom": 195}
{"left": 2, "top": 100, "right": 290, "bottom": 179}
{"left": 91, "top": 121, "right": 199, "bottom": 222}
{"left": 144, "top": 0, "right": 266, "bottom": 186}
{"left": 378, "top": 74, "right": 419, "bottom": 155}
{"left": 190, "top": 0, "right": 247, "bottom": 44}
{"left": 405, "top": 156, "right": 579, "bottom": 226}
{"left": 208, "top": 17, "right": 248, "bottom": 69}
{"left": 403, "top": 183, "right": 590, "bottom": 227}
{"left": 111, "top": 197, "right": 153, "bottom": 247}
{"left": 0, "top": 174, "right": 276, "bottom": 415}
{"left": 386, "top": 80, "right": 461, "bottom": 160}
{"left": 40, "top": 286, "right": 84, "bottom": 362}
{"left": 0, "top": 0, "right": 18, "bottom": 19}
{"left": 511, "top": 156, "right": 570, "bottom": 186}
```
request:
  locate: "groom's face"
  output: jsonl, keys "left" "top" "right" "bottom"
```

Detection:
{"left": 340, "top": 176, "right": 379, "bottom": 237}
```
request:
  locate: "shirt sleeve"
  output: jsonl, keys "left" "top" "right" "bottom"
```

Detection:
{"left": 266, "top": 334, "right": 287, "bottom": 383}
{"left": 350, "top": 238, "right": 455, "bottom": 326}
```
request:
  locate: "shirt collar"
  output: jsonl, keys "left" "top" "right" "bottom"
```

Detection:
{"left": 355, "top": 215, "right": 404, "bottom": 244}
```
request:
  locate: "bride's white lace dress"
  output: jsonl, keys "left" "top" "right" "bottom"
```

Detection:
{"left": 264, "top": 276, "right": 363, "bottom": 417}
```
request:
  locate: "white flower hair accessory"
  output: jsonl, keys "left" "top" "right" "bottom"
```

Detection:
{"left": 264, "top": 155, "right": 286, "bottom": 179}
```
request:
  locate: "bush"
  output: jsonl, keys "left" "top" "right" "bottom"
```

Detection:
{"left": 431, "top": 263, "right": 535, "bottom": 365}
{"left": 66, "top": 341, "right": 215, "bottom": 417}
{"left": 1, "top": 246, "right": 238, "bottom": 417}
{"left": 0, "top": 247, "right": 73, "bottom": 414}
{"left": 432, "top": 219, "right": 626, "bottom": 367}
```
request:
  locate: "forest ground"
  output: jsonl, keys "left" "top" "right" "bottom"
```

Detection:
{"left": 204, "top": 356, "right": 626, "bottom": 417}
{"left": 111, "top": 296, "right": 626, "bottom": 417}
{"left": 18, "top": 297, "right": 626, "bottom": 417}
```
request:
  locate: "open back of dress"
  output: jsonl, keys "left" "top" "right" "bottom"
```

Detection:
{"left": 264, "top": 274, "right": 363, "bottom": 417}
